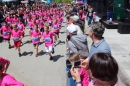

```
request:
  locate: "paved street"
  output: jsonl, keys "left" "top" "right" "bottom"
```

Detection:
{"left": 0, "top": 20, "right": 66, "bottom": 86}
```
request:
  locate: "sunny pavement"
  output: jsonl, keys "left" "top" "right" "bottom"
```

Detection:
{"left": 0, "top": 20, "right": 67, "bottom": 86}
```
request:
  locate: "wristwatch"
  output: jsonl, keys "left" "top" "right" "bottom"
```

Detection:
{"left": 75, "top": 81, "right": 81, "bottom": 85}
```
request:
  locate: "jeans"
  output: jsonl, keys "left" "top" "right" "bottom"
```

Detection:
{"left": 87, "top": 17, "right": 93, "bottom": 26}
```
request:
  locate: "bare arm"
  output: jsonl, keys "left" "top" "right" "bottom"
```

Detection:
{"left": 3, "top": 60, "right": 10, "bottom": 73}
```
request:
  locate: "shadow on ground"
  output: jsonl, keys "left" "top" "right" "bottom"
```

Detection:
{"left": 39, "top": 50, "right": 46, "bottom": 56}
{"left": 55, "top": 40, "right": 65, "bottom": 47}
{"left": 53, "top": 55, "right": 64, "bottom": 62}
{"left": 22, "top": 51, "right": 33, "bottom": 56}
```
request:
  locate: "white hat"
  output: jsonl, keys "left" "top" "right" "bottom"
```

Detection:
{"left": 73, "top": 15, "right": 79, "bottom": 21}
{"left": 67, "top": 24, "right": 77, "bottom": 34}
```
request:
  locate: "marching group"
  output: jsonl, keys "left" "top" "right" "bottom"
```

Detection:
{"left": 0, "top": 3, "right": 64, "bottom": 86}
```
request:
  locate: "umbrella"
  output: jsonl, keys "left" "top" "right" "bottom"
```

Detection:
{"left": 76, "top": 1, "right": 84, "bottom": 5}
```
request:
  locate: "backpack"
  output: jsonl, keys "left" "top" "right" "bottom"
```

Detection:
{"left": 70, "top": 38, "right": 89, "bottom": 59}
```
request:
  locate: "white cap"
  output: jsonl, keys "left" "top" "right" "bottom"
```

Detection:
{"left": 73, "top": 15, "right": 79, "bottom": 21}
{"left": 67, "top": 24, "right": 77, "bottom": 34}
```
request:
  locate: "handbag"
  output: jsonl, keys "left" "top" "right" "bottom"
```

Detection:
{"left": 70, "top": 38, "right": 89, "bottom": 58}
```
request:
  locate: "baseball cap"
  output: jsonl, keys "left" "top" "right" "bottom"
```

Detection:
{"left": 67, "top": 24, "right": 77, "bottom": 35}
{"left": 73, "top": 15, "right": 79, "bottom": 21}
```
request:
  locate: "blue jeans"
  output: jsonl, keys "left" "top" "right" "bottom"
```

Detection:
{"left": 87, "top": 17, "right": 93, "bottom": 26}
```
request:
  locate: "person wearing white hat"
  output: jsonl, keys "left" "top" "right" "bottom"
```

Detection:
{"left": 67, "top": 23, "right": 89, "bottom": 54}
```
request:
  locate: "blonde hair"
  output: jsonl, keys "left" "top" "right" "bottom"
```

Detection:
{"left": 69, "top": 53, "right": 81, "bottom": 62}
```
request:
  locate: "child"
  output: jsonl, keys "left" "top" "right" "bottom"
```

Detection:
{"left": 6, "top": 14, "right": 12, "bottom": 27}
{"left": 18, "top": 19, "right": 25, "bottom": 37}
{"left": 42, "top": 24, "right": 57, "bottom": 60}
{"left": 12, "top": 15, "right": 19, "bottom": 24}
{"left": 0, "top": 56, "right": 10, "bottom": 73}
{"left": 0, "top": 21, "right": 12, "bottom": 49}
{"left": 39, "top": 15, "right": 44, "bottom": 34}
{"left": 0, "top": 62, "right": 25, "bottom": 86}
{"left": 52, "top": 19, "right": 60, "bottom": 39}
{"left": 11, "top": 24, "right": 23, "bottom": 57}
{"left": 69, "top": 53, "right": 89, "bottom": 86}
{"left": 30, "top": 25, "right": 41, "bottom": 57}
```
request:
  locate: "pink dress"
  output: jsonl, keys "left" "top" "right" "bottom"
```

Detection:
{"left": 79, "top": 68, "right": 89, "bottom": 86}
{"left": 0, "top": 26, "right": 11, "bottom": 39}
{"left": 0, "top": 74, "right": 24, "bottom": 86}
{"left": 31, "top": 30, "right": 41, "bottom": 44}
{"left": 42, "top": 31, "right": 55, "bottom": 47}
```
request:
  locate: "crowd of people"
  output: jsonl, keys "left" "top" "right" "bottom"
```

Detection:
{"left": 0, "top": 2, "right": 120, "bottom": 86}
{"left": 0, "top": 3, "right": 64, "bottom": 85}
{"left": 65, "top": 3, "right": 119, "bottom": 86}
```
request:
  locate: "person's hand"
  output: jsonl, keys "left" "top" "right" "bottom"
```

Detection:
{"left": 80, "top": 58, "right": 89, "bottom": 70}
{"left": 0, "top": 34, "right": 2, "bottom": 37}
{"left": 70, "top": 67, "right": 81, "bottom": 82}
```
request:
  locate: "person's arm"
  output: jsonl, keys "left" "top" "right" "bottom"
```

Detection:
{"left": 3, "top": 60, "right": 10, "bottom": 73}
{"left": 70, "top": 67, "right": 82, "bottom": 86}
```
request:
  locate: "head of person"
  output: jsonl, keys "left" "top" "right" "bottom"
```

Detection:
{"left": 89, "top": 53, "right": 118, "bottom": 81}
{"left": 44, "top": 24, "right": 50, "bottom": 32}
{"left": 72, "top": 15, "right": 79, "bottom": 24}
{"left": 69, "top": 53, "right": 85, "bottom": 66}
{"left": 89, "top": 22, "right": 105, "bottom": 40}
{"left": 13, "top": 14, "right": 17, "bottom": 18}
{"left": 33, "top": 19, "right": 36, "bottom": 23}
{"left": 53, "top": 19, "right": 57, "bottom": 24}
{"left": 4, "top": 21, "right": 8, "bottom": 26}
{"left": 12, "top": 24, "right": 18, "bottom": 31}
{"left": 68, "top": 24, "right": 77, "bottom": 36}
{"left": 19, "top": 19, "right": 22, "bottom": 24}
{"left": 34, "top": 25, "right": 38, "bottom": 31}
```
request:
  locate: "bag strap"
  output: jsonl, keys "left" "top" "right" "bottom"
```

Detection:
{"left": 70, "top": 38, "right": 82, "bottom": 50}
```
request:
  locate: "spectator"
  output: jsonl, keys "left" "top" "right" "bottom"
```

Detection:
{"left": 87, "top": 6, "right": 93, "bottom": 26}
{"left": 78, "top": 22, "right": 111, "bottom": 73}
{"left": 70, "top": 53, "right": 119, "bottom": 86}
{"left": 67, "top": 25, "right": 89, "bottom": 55}
{"left": 72, "top": 15, "right": 84, "bottom": 34}
{"left": 88, "top": 22, "right": 111, "bottom": 58}
{"left": 69, "top": 53, "right": 89, "bottom": 86}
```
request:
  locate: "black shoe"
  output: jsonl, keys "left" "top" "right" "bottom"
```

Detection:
{"left": 52, "top": 48, "right": 55, "bottom": 54}
{"left": 49, "top": 56, "right": 53, "bottom": 60}
{"left": 9, "top": 45, "right": 11, "bottom": 49}
{"left": 19, "top": 53, "right": 22, "bottom": 57}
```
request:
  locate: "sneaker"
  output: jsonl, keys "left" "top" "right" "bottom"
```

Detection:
{"left": 49, "top": 56, "right": 53, "bottom": 60}
{"left": 52, "top": 48, "right": 55, "bottom": 54}
{"left": 19, "top": 53, "right": 22, "bottom": 57}
{"left": 8, "top": 45, "right": 11, "bottom": 49}
{"left": 35, "top": 53, "right": 38, "bottom": 57}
